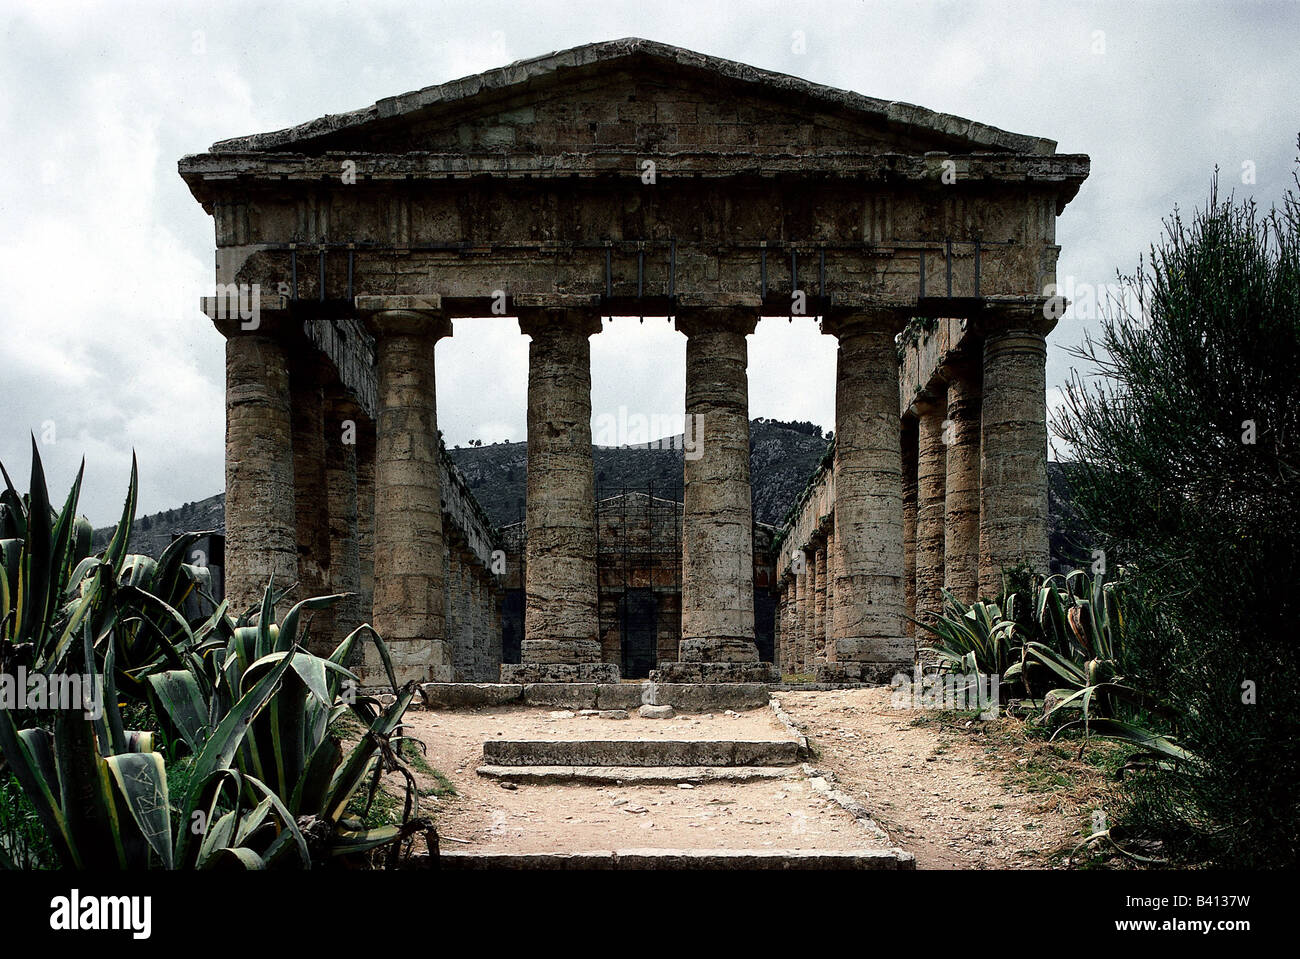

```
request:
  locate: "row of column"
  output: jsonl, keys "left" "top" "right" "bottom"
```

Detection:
{"left": 221, "top": 298, "right": 1049, "bottom": 686}
{"left": 776, "top": 526, "right": 832, "bottom": 675}
{"left": 221, "top": 301, "right": 496, "bottom": 684}
{"left": 222, "top": 315, "right": 373, "bottom": 656}
{"left": 909, "top": 320, "right": 1050, "bottom": 635}
{"left": 773, "top": 306, "right": 1052, "bottom": 679}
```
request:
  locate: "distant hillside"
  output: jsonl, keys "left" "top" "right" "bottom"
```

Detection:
{"left": 449, "top": 418, "right": 831, "bottom": 527}
{"left": 91, "top": 492, "right": 224, "bottom": 557}
{"left": 91, "top": 420, "right": 830, "bottom": 554}
{"left": 92, "top": 424, "right": 1084, "bottom": 573}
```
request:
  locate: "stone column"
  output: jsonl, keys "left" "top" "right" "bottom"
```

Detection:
{"left": 359, "top": 297, "right": 452, "bottom": 686}
{"left": 778, "top": 573, "right": 794, "bottom": 673}
{"left": 813, "top": 535, "right": 828, "bottom": 666}
{"left": 978, "top": 307, "right": 1052, "bottom": 599}
{"left": 324, "top": 389, "right": 362, "bottom": 652}
{"left": 803, "top": 548, "right": 817, "bottom": 669}
{"left": 821, "top": 309, "right": 910, "bottom": 682}
{"left": 944, "top": 357, "right": 983, "bottom": 604}
{"left": 215, "top": 306, "right": 297, "bottom": 619}
{"left": 290, "top": 353, "right": 333, "bottom": 645}
{"left": 657, "top": 304, "right": 775, "bottom": 683}
{"left": 901, "top": 416, "right": 918, "bottom": 637}
{"left": 791, "top": 566, "right": 804, "bottom": 672}
{"left": 355, "top": 416, "right": 376, "bottom": 627}
{"left": 773, "top": 582, "right": 783, "bottom": 669}
{"left": 914, "top": 390, "right": 947, "bottom": 628}
{"left": 824, "top": 521, "right": 837, "bottom": 654}
{"left": 504, "top": 305, "right": 615, "bottom": 683}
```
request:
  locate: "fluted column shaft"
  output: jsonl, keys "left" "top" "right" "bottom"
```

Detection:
{"left": 519, "top": 309, "right": 603, "bottom": 667}
{"left": 979, "top": 318, "right": 1051, "bottom": 598}
{"left": 221, "top": 314, "right": 297, "bottom": 619}
{"left": 823, "top": 310, "right": 910, "bottom": 678}
{"left": 944, "top": 360, "right": 983, "bottom": 604}
{"left": 677, "top": 309, "right": 759, "bottom": 662}
{"left": 915, "top": 393, "right": 947, "bottom": 626}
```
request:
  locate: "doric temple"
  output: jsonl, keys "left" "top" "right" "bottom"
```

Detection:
{"left": 179, "top": 38, "right": 1088, "bottom": 688}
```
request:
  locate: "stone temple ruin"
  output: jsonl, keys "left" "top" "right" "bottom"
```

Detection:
{"left": 180, "top": 38, "right": 1088, "bottom": 690}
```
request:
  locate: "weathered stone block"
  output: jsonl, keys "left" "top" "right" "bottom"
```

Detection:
{"left": 482, "top": 738, "right": 799, "bottom": 766}
{"left": 638, "top": 704, "right": 675, "bottom": 719}
{"left": 650, "top": 662, "right": 780, "bottom": 684}
{"left": 521, "top": 683, "right": 600, "bottom": 709}
{"left": 646, "top": 682, "right": 771, "bottom": 711}
{"left": 418, "top": 683, "right": 523, "bottom": 708}
{"left": 595, "top": 684, "right": 647, "bottom": 710}
{"left": 500, "top": 663, "right": 621, "bottom": 684}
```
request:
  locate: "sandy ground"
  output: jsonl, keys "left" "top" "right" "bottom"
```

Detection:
{"left": 396, "top": 690, "right": 1097, "bottom": 866}
{"left": 399, "top": 705, "right": 878, "bottom": 853}
{"left": 407, "top": 704, "right": 793, "bottom": 746}
{"left": 776, "top": 688, "right": 1085, "bottom": 868}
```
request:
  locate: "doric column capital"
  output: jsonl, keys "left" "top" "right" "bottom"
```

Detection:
{"left": 910, "top": 390, "right": 947, "bottom": 419}
{"left": 673, "top": 303, "right": 760, "bottom": 339}
{"left": 937, "top": 344, "right": 982, "bottom": 383}
{"left": 820, "top": 304, "right": 912, "bottom": 339}
{"left": 204, "top": 293, "right": 293, "bottom": 338}
{"left": 359, "top": 298, "right": 452, "bottom": 341}
{"left": 517, "top": 307, "right": 602, "bottom": 339}
{"left": 968, "top": 297, "right": 1059, "bottom": 338}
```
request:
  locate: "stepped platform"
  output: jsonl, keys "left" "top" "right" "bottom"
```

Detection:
{"left": 437, "top": 848, "right": 914, "bottom": 870}
{"left": 481, "top": 738, "right": 802, "bottom": 767}
{"left": 418, "top": 681, "right": 771, "bottom": 711}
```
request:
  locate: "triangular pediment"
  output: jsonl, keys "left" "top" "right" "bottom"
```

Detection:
{"left": 208, "top": 38, "right": 1056, "bottom": 158}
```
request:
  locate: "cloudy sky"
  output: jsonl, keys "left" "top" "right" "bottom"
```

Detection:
{"left": 1, "top": 0, "right": 1296, "bottom": 524}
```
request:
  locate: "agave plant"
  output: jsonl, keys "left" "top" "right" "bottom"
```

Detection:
{"left": 0, "top": 620, "right": 310, "bottom": 869}
{"left": 1, "top": 441, "right": 215, "bottom": 702}
{"left": 1002, "top": 570, "right": 1189, "bottom": 763}
{"left": 0, "top": 440, "right": 103, "bottom": 675}
{"left": 912, "top": 589, "right": 1018, "bottom": 678}
{"left": 146, "top": 582, "right": 429, "bottom": 864}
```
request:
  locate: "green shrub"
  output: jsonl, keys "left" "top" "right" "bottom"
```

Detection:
{"left": 1053, "top": 163, "right": 1300, "bottom": 867}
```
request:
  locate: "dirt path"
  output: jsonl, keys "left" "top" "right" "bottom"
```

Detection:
{"left": 400, "top": 705, "right": 882, "bottom": 853}
{"left": 776, "top": 687, "right": 1107, "bottom": 868}
{"left": 393, "top": 690, "right": 1113, "bottom": 866}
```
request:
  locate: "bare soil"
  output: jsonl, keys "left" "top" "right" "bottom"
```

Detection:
{"left": 394, "top": 689, "right": 1118, "bottom": 867}
{"left": 400, "top": 705, "right": 875, "bottom": 853}
{"left": 776, "top": 687, "right": 1117, "bottom": 868}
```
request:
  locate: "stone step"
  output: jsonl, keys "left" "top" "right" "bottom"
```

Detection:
{"left": 417, "top": 681, "right": 771, "bottom": 711}
{"left": 475, "top": 764, "right": 800, "bottom": 785}
{"left": 437, "top": 848, "right": 916, "bottom": 870}
{"left": 481, "top": 738, "right": 802, "bottom": 767}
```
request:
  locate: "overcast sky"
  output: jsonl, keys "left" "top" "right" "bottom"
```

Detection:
{"left": 1, "top": 0, "right": 1296, "bottom": 524}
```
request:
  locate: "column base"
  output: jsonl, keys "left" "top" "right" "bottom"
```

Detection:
{"left": 500, "top": 662, "right": 622, "bottom": 683}
{"left": 520, "top": 638, "right": 603, "bottom": 664}
{"left": 356, "top": 640, "right": 452, "bottom": 688}
{"left": 678, "top": 637, "right": 760, "bottom": 663}
{"left": 815, "top": 662, "right": 909, "bottom": 685}
{"left": 650, "top": 662, "right": 780, "bottom": 684}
